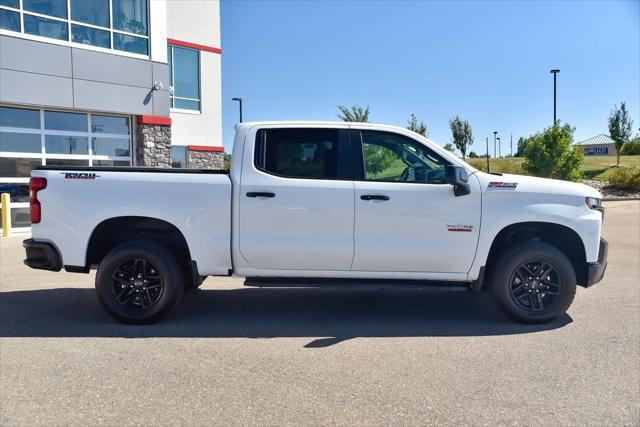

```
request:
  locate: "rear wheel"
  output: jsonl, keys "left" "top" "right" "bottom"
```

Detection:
{"left": 95, "top": 240, "right": 185, "bottom": 324}
{"left": 490, "top": 242, "right": 576, "bottom": 323}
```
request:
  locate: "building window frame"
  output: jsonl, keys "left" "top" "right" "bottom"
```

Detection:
{"left": 0, "top": 104, "right": 133, "bottom": 230}
{"left": 0, "top": 0, "right": 150, "bottom": 59}
{"left": 168, "top": 43, "right": 201, "bottom": 113}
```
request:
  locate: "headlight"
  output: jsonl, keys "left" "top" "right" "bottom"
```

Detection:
{"left": 585, "top": 197, "right": 601, "bottom": 209}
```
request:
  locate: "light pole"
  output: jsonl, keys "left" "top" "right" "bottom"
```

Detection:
{"left": 550, "top": 69, "right": 560, "bottom": 123}
{"left": 510, "top": 134, "right": 513, "bottom": 157}
{"left": 485, "top": 137, "right": 490, "bottom": 172}
{"left": 232, "top": 97, "right": 243, "bottom": 123}
{"left": 493, "top": 131, "right": 497, "bottom": 159}
{"left": 497, "top": 137, "right": 501, "bottom": 158}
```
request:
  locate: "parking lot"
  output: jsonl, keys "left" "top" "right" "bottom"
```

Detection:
{"left": 0, "top": 200, "right": 638, "bottom": 426}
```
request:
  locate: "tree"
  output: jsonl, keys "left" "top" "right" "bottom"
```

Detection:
{"left": 443, "top": 143, "right": 456, "bottom": 153}
{"left": 449, "top": 116, "right": 473, "bottom": 159}
{"left": 608, "top": 102, "right": 633, "bottom": 166}
{"left": 468, "top": 151, "right": 479, "bottom": 158}
{"left": 522, "top": 122, "right": 583, "bottom": 181}
{"left": 337, "top": 104, "right": 370, "bottom": 122}
{"left": 515, "top": 136, "right": 529, "bottom": 157}
{"left": 363, "top": 145, "right": 396, "bottom": 178}
{"left": 407, "top": 113, "right": 427, "bottom": 137}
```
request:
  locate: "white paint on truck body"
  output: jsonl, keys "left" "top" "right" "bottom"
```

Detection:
{"left": 31, "top": 121, "right": 604, "bottom": 281}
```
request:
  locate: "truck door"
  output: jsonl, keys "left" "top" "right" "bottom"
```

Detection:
{"left": 238, "top": 126, "right": 355, "bottom": 271}
{"left": 351, "top": 129, "right": 481, "bottom": 274}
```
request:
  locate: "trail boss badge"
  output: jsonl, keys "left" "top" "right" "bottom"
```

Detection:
{"left": 447, "top": 224, "right": 474, "bottom": 232}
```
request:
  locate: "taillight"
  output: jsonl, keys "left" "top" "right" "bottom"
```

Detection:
{"left": 30, "top": 177, "right": 47, "bottom": 224}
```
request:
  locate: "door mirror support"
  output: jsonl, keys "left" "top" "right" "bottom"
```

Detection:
{"left": 445, "top": 165, "right": 470, "bottom": 196}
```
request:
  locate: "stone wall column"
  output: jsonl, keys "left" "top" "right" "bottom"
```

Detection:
{"left": 135, "top": 116, "right": 172, "bottom": 168}
{"left": 187, "top": 145, "right": 225, "bottom": 170}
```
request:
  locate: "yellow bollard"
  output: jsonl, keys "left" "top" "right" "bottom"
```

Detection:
{"left": 1, "top": 193, "right": 11, "bottom": 237}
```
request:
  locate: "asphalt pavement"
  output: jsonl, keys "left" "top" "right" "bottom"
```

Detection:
{"left": 1, "top": 201, "right": 638, "bottom": 426}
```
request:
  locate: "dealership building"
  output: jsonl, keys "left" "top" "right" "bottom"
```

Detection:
{"left": 0, "top": 0, "right": 223, "bottom": 230}
{"left": 576, "top": 134, "right": 617, "bottom": 156}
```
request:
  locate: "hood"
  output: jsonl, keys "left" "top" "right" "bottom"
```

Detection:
{"left": 473, "top": 172, "right": 602, "bottom": 199}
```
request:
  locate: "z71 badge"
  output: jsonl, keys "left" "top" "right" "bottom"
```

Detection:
{"left": 61, "top": 172, "right": 99, "bottom": 179}
{"left": 488, "top": 181, "right": 517, "bottom": 190}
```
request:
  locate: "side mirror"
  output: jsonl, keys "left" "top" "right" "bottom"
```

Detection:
{"left": 444, "top": 165, "right": 470, "bottom": 196}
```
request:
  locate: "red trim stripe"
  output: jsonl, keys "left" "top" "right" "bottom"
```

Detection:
{"left": 137, "top": 115, "right": 171, "bottom": 126}
{"left": 167, "top": 38, "right": 222, "bottom": 54}
{"left": 188, "top": 145, "right": 224, "bottom": 152}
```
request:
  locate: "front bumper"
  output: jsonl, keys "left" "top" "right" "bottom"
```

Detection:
{"left": 23, "top": 239, "right": 62, "bottom": 271}
{"left": 585, "top": 238, "right": 608, "bottom": 287}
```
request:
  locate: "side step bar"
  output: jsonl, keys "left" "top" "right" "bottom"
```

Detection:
{"left": 244, "top": 277, "right": 470, "bottom": 289}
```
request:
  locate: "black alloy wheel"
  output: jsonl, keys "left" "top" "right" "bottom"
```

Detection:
{"left": 490, "top": 242, "right": 576, "bottom": 323}
{"left": 96, "top": 240, "right": 185, "bottom": 324}
{"left": 509, "top": 260, "right": 562, "bottom": 312}
{"left": 112, "top": 258, "right": 164, "bottom": 309}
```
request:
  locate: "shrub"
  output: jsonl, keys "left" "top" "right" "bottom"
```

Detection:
{"left": 523, "top": 122, "right": 583, "bottom": 181}
{"left": 621, "top": 138, "right": 640, "bottom": 155}
{"left": 608, "top": 167, "right": 640, "bottom": 191}
{"left": 467, "top": 159, "right": 525, "bottom": 175}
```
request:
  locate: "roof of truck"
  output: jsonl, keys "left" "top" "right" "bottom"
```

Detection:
{"left": 234, "top": 121, "right": 433, "bottom": 138}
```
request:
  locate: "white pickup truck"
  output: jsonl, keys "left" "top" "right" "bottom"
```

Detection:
{"left": 23, "top": 121, "right": 608, "bottom": 324}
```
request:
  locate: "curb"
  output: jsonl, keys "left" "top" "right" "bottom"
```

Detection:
{"left": 603, "top": 197, "right": 640, "bottom": 201}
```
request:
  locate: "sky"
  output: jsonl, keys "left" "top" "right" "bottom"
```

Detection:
{"left": 220, "top": 0, "right": 639, "bottom": 155}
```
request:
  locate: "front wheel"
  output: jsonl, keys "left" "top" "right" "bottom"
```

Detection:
{"left": 490, "top": 242, "right": 576, "bottom": 323}
{"left": 95, "top": 240, "right": 185, "bottom": 324}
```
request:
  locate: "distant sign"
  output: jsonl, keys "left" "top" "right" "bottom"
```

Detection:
{"left": 586, "top": 147, "right": 608, "bottom": 155}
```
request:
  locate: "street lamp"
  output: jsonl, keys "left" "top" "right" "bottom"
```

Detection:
{"left": 485, "top": 136, "right": 490, "bottom": 172}
{"left": 493, "top": 131, "right": 498, "bottom": 159}
{"left": 550, "top": 69, "right": 560, "bottom": 123}
{"left": 232, "top": 97, "right": 243, "bottom": 123}
{"left": 497, "top": 137, "right": 501, "bottom": 158}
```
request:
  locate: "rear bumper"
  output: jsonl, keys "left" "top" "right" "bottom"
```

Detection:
{"left": 585, "top": 238, "right": 608, "bottom": 287}
{"left": 23, "top": 239, "right": 62, "bottom": 271}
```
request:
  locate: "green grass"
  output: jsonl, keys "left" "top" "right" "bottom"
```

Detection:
{"left": 467, "top": 155, "right": 640, "bottom": 181}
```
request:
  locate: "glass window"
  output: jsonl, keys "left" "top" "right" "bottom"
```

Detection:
{"left": 10, "top": 207, "right": 31, "bottom": 228}
{"left": 91, "top": 115, "right": 129, "bottom": 134}
{"left": 0, "top": 8, "right": 20, "bottom": 31}
{"left": 93, "top": 160, "right": 130, "bottom": 166}
{"left": 168, "top": 46, "right": 200, "bottom": 111}
{"left": 92, "top": 137, "right": 129, "bottom": 156}
{"left": 44, "top": 111, "right": 86, "bottom": 132}
{"left": 70, "top": 0, "right": 109, "bottom": 27}
{"left": 23, "top": 14, "right": 68, "bottom": 41}
{"left": 0, "top": 107, "right": 40, "bottom": 129}
{"left": 0, "top": 183, "right": 30, "bottom": 202}
{"left": 112, "top": 0, "right": 147, "bottom": 35}
{"left": 360, "top": 131, "right": 449, "bottom": 184}
{"left": 171, "top": 146, "right": 187, "bottom": 168}
{"left": 0, "top": 132, "right": 41, "bottom": 153}
{"left": 0, "top": 157, "right": 43, "bottom": 177}
{"left": 45, "top": 135, "right": 88, "bottom": 154}
{"left": 257, "top": 129, "right": 343, "bottom": 179}
{"left": 23, "top": 0, "right": 67, "bottom": 19}
{"left": 113, "top": 32, "right": 147, "bottom": 55}
{"left": 71, "top": 24, "right": 110, "bottom": 48}
{"left": 45, "top": 158, "right": 89, "bottom": 167}
{"left": 0, "top": 0, "right": 20, "bottom": 8}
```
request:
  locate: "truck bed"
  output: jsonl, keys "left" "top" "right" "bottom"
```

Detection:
{"left": 30, "top": 166, "right": 233, "bottom": 276}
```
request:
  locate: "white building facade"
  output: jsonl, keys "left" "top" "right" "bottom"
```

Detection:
{"left": 0, "top": 0, "right": 223, "bottom": 229}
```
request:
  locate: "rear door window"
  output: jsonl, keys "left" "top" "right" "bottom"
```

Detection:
{"left": 255, "top": 128, "right": 351, "bottom": 180}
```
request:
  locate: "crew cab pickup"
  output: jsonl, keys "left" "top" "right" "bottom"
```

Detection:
{"left": 23, "top": 122, "right": 608, "bottom": 324}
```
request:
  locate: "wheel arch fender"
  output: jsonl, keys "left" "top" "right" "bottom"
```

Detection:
{"left": 481, "top": 221, "right": 588, "bottom": 286}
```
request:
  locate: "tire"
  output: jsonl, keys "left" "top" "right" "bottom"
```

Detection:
{"left": 95, "top": 240, "right": 185, "bottom": 324}
{"left": 490, "top": 242, "right": 576, "bottom": 323}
